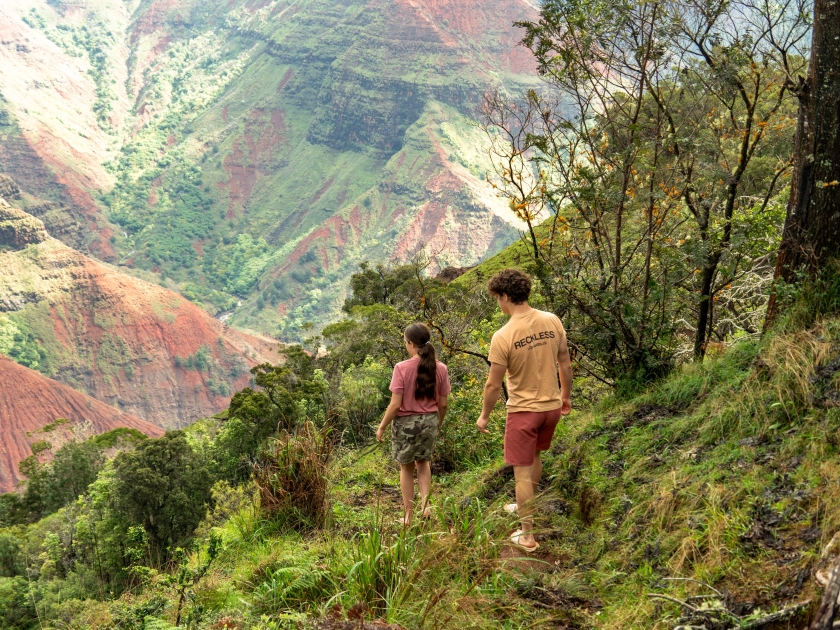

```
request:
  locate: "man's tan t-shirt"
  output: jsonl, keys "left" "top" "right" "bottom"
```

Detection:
{"left": 488, "top": 308, "right": 567, "bottom": 413}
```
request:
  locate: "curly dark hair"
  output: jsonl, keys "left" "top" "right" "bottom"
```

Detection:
{"left": 487, "top": 269, "right": 532, "bottom": 304}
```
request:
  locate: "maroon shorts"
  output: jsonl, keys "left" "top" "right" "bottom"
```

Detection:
{"left": 504, "top": 408, "right": 563, "bottom": 466}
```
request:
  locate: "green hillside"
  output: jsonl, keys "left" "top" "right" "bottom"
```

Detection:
{"left": 2, "top": 0, "right": 537, "bottom": 340}
{"left": 0, "top": 243, "right": 837, "bottom": 628}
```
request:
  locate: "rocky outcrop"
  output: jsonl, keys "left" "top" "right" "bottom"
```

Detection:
{"left": 0, "top": 203, "right": 49, "bottom": 250}
{"left": 24, "top": 200, "right": 88, "bottom": 251}
{"left": 0, "top": 354, "right": 164, "bottom": 492}
{"left": 0, "top": 174, "right": 20, "bottom": 200}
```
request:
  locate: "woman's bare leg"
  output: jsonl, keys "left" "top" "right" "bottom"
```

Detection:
{"left": 415, "top": 460, "right": 432, "bottom": 516}
{"left": 399, "top": 462, "right": 416, "bottom": 525}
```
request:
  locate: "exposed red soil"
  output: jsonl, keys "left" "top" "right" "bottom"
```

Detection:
{"left": 0, "top": 355, "right": 164, "bottom": 493}
{"left": 310, "top": 176, "right": 335, "bottom": 206}
{"left": 131, "top": 0, "right": 181, "bottom": 39}
{"left": 222, "top": 141, "right": 256, "bottom": 219}
{"left": 377, "top": 129, "right": 513, "bottom": 270}
{"left": 385, "top": 0, "right": 538, "bottom": 74}
{"left": 392, "top": 198, "right": 450, "bottom": 261}
{"left": 39, "top": 248, "right": 282, "bottom": 427}
{"left": 278, "top": 209, "right": 368, "bottom": 275}
{"left": 128, "top": 11, "right": 173, "bottom": 102}
{"left": 277, "top": 68, "right": 295, "bottom": 92}
{"left": 220, "top": 108, "right": 288, "bottom": 218}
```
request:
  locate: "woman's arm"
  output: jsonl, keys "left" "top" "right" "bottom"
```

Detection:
{"left": 437, "top": 395, "right": 448, "bottom": 429}
{"left": 376, "top": 393, "right": 403, "bottom": 442}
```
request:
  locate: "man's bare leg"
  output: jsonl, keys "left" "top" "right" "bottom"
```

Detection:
{"left": 513, "top": 464, "right": 537, "bottom": 548}
{"left": 415, "top": 459, "right": 432, "bottom": 517}
{"left": 506, "top": 452, "right": 543, "bottom": 513}
{"left": 399, "top": 462, "right": 416, "bottom": 526}
{"left": 531, "top": 452, "right": 543, "bottom": 493}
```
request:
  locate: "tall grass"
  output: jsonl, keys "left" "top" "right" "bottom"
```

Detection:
{"left": 346, "top": 527, "right": 420, "bottom": 615}
{"left": 253, "top": 422, "right": 333, "bottom": 531}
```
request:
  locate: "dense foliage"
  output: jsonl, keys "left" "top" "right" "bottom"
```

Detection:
{"left": 2, "top": 0, "right": 838, "bottom": 625}
{"left": 480, "top": 0, "right": 809, "bottom": 384}
{"left": 0, "top": 257, "right": 512, "bottom": 628}
{"left": 111, "top": 433, "right": 214, "bottom": 563}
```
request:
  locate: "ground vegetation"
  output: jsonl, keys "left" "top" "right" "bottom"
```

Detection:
{"left": 0, "top": 251, "right": 836, "bottom": 627}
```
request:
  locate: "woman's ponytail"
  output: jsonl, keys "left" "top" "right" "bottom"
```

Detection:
{"left": 405, "top": 322, "right": 436, "bottom": 400}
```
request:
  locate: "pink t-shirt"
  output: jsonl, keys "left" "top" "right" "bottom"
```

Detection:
{"left": 389, "top": 357, "right": 451, "bottom": 416}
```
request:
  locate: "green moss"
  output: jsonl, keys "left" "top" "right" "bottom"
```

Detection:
{"left": 96, "top": 332, "right": 133, "bottom": 377}
{"left": 38, "top": 418, "right": 70, "bottom": 434}
{"left": 0, "top": 313, "right": 52, "bottom": 375}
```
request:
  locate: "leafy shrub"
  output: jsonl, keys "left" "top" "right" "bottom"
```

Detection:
{"left": 5, "top": 439, "right": 108, "bottom": 524}
{"left": 175, "top": 345, "right": 211, "bottom": 371}
{"left": 338, "top": 358, "right": 390, "bottom": 445}
{"left": 434, "top": 379, "right": 503, "bottom": 472}
{"left": 774, "top": 260, "right": 840, "bottom": 333}
{"left": 0, "top": 576, "right": 35, "bottom": 629}
{"left": 111, "top": 432, "right": 214, "bottom": 561}
{"left": 214, "top": 348, "right": 329, "bottom": 481}
{"left": 0, "top": 534, "right": 22, "bottom": 578}
{"left": 252, "top": 565, "right": 336, "bottom": 614}
{"left": 109, "top": 595, "right": 168, "bottom": 630}
{"left": 0, "top": 314, "right": 50, "bottom": 374}
{"left": 203, "top": 234, "right": 271, "bottom": 295}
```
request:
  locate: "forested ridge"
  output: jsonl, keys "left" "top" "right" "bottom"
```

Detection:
{"left": 2, "top": 0, "right": 840, "bottom": 627}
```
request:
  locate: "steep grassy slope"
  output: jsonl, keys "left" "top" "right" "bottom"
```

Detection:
{"left": 0, "top": 0, "right": 539, "bottom": 340}
{"left": 0, "top": 193, "right": 281, "bottom": 428}
{"left": 7, "top": 310, "right": 837, "bottom": 628}
{"left": 1, "top": 208, "right": 838, "bottom": 627}
{"left": 0, "top": 355, "right": 163, "bottom": 493}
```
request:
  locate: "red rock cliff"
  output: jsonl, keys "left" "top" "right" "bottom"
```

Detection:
{"left": 0, "top": 354, "right": 164, "bottom": 493}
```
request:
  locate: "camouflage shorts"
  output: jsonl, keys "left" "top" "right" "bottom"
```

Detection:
{"left": 390, "top": 413, "right": 439, "bottom": 464}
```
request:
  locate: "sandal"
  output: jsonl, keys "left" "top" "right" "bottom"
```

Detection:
{"left": 503, "top": 503, "right": 518, "bottom": 514}
{"left": 510, "top": 530, "right": 540, "bottom": 552}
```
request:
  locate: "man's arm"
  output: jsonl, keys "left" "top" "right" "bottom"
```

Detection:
{"left": 557, "top": 335, "right": 573, "bottom": 415}
{"left": 476, "top": 363, "right": 507, "bottom": 434}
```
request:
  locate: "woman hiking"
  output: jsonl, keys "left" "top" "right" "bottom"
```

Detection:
{"left": 376, "top": 322, "right": 450, "bottom": 526}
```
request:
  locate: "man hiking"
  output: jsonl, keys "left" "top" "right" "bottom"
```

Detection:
{"left": 476, "top": 269, "right": 573, "bottom": 552}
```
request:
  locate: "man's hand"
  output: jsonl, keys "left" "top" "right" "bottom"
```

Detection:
{"left": 376, "top": 425, "right": 386, "bottom": 442}
{"left": 561, "top": 397, "right": 572, "bottom": 416}
{"left": 477, "top": 363, "right": 505, "bottom": 435}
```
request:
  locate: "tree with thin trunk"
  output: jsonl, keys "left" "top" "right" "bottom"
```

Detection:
{"left": 482, "top": 0, "right": 807, "bottom": 379}
{"left": 768, "top": 0, "right": 840, "bottom": 317}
